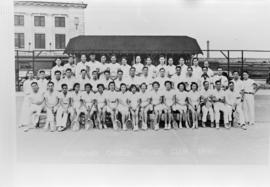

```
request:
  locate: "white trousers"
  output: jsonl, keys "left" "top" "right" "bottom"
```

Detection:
{"left": 56, "top": 107, "right": 73, "bottom": 128}
{"left": 227, "top": 103, "right": 245, "bottom": 125}
{"left": 243, "top": 94, "right": 255, "bottom": 124}
{"left": 213, "top": 102, "right": 229, "bottom": 124}
{"left": 202, "top": 105, "right": 214, "bottom": 122}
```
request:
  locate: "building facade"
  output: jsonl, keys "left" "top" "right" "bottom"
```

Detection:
{"left": 14, "top": 1, "right": 87, "bottom": 51}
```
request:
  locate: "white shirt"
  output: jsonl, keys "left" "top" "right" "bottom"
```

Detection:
{"left": 231, "top": 79, "right": 244, "bottom": 94}
{"left": 114, "top": 78, "right": 125, "bottom": 91}
{"left": 120, "top": 64, "right": 131, "bottom": 78}
{"left": 206, "top": 68, "right": 214, "bottom": 77}
{"left": 242, "top": 78, "right": 256, "bottom": 93}
{"left": 212, "top": 75, "right": 228, "bottom": 88}
{"left": 138, "top": 75, "right": 153, "bottom": 86}
{"left": 106, "top": 90, "right": 118, "bottom": 103}
{"left": 29, "top": 90, "right": 44, "bottom": 105}
{"left": 188, "top": 90, "right": 201, "bottom": 105}
{"left": 99, "top": 63, "right": 110, "bottom": 79}
{"left": 191, "top": 65, "right": 202, "bottom": 79}
{"left": 175, "top": 90, "right": 188, "bottom": 105}
{"left": 149, "top": 89, "right": 163, "bottom": 105}
{"left": 99, "top": 78, "right": 113, "bottom": 90}
{"left": 95, "top": 91, "right": 106, "bottom": 105}
{"left": 171, "top": 74, "right": 185, "bottom": 89}
{"left": 75, "top": 77, "right": 90, "bottom": 91}
{"left": 90, "top": 79, "right": 100, "bottom": 92}
{"left": 117, "top": 91, "right": 129, "bottom": 106}
{"left": 23, "top": 79, "right": 37, "bottom": 95}
{"left": 226, "top": 89, "right": 242, "bottom": 106}
{"left": 137, "top": 90, "right": 151, "bottom": 106}
{"left": 179, "top": 64, "right": 188, "bottom": 76}
{"left": 125, "top": 76, "right": 141, "bottom": 87}
{"left": 44, "top": 90, "right": 59, "bottom": 107}
{"left": 163, "top": 89, "right": 176, "bottom": 106}
{"left": 51, "top": 65, "right": 64, "bottom": 80}
{"left": 166, "top": 65, "right": 176, "bottom": 76}
{"left": 37, "top": 78, "right": 48, "bottom": 93}
{"left": 63, "top": 63, "right": 76, "bottom": 75}
{"left": 62, "top": 77, "right": 76, "bottom": 91}
{"left": 155, "top": 76, "right": 171, "bottom": 90}
{"left": 200, "top": 88, "right": 213, "bottom": 99}
{"left": 51, "top": 79, "right": 63, "bottom": 92}
{"left": 107, "top": 63, "right": 121, "bottom": 77}
{"left": 127, "top": 92, "right": 139, "bottom": 107}
{"left": 70, "top": 91, "right": 83, "bottom": 107}
{"left": 81, "top": 91, "right": 95, "bottom": 104}
{"left": 183, "top": 75, "right": 198, "bottom": 91}
{"left": 212, "top": 89, "right": 226, "bottom": 101}
{"left": 75, "top": 61, "right": 88, "bottom": 79}
{"left": 145, "top": 64, "right": 157, "bottom": 78}
{"left": 133, "top": 63, "right": 144, "bottom": 75}
{"left": 58, "top": 91, "right": 72, "bottom": 106}
{"left": 86, "top": 60, "right": 101, "bottom": 75}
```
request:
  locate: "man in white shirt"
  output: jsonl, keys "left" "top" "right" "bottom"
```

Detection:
{"left": 51, "top": 70, "right": 63, "bottom": 92}
{"left": 76, "top": 69, "right": 90, "bottom": 91}
{"left": 178, "top": 57, "right": 188, "bottom": 76}
{"left": 24, "top": 82, "right": 45, "bottom": 132}
{"left": 203, "top": 60, "right": 214, "bottom": 77}
{"left": 44, "top": 81, "right": 59, "bottom": 131}
{"left": 56, "top": 84, "right": 73, "bottom": 131}
{"left": 62, "top": 68, "right": 75, "bottom": 91}
{"left": 155, "top": 68, "right": 171, "bottom": 91}
{"left": 133, "top": 55, "right": 144, "bottom": 76}
{"left": 200, "top": 80, "right": 215, "bottom": 127}
{"left": 242, "top": 71, "right": 258, "bottom": 126}
{"left": 114, "top": 69, "right": 125, "bottom": 91}
{"left": 100, "top": 70, "right": 112, "bottom": 90}
{"left": 90, "top": 70, "right": 100, "bottom": 93}
{"left": 95, "top": 84, "right": 107, "bottom": 129}
{"left": 75, "top": 54, "right": 89, "bottom": 79}
{"left": 107, "top": 54, "right": 121, "bottom": 79}
{"left": 199, "top": 67, "right": 212, "bottom": 90}
{"left": 149, "top": 81, "right": 163, "bottom": 130}
{"left": 86, "top": 53, "right": 101, "bottom": 76}
{"left": 139, "top": 66, "right": 153, "bottom": 87}
{"left": 51, "top": 58, "right": 64, "bottom": 80}
{"left": 212, "top": 80, "right": 229, "bottom": 129}
{"left": 225, "top": 81, "right": 246, "bottom": 129}
{"left": 231, "top": 71, "right": 244, "bottom": 94}
{"left": 125, "top": 67, "right": 141, "bottom": 88}
{"left": 98, "top": 54, "right": 109, "bottom": 80}
{"left": 120, "top": 56, "right": 131, "bottom": 78}
{"left": 64, "top": 55, "right": 76, "bottom": 76}
{"left": 183, "top": 67, "right": 198, "bottom": 91}
{"left": 156, "top": 55, "right": 168, "bottom": 76}
{"left": 212, "top": 67, "right": 228, "bottom": 89}
{"left": 104, "top": 81, "right": 119, "bottom": 130}
{"left": 166, "top": 57, "right": 176, "bottom": 78}
{"left": 171, "top": 66, "right": 184, "bottom": 89}
{"left": 191, "top": 58, "right": 202, "bottom": 79}
{"left": 37, "top": 70, "right": 48, "bottom": 93}
{"left": 145, "top": 56, "right": 157, "bottom": 78}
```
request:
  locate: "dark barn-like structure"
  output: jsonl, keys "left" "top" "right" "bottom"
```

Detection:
{"left": 64, "top": 35, "right": 202, "bottom": 65}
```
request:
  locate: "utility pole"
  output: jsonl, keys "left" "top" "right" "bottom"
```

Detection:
{"left": 207, "top": 40, "right": 210, "bottom": 59}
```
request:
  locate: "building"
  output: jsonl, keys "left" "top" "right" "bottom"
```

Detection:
{"left": 14, "top": 1, "right": 87, "bottom": 51}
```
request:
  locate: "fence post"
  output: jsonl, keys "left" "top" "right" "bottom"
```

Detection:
{"left": 16, "top": 50, "right": 19, "bottom": 91}
{"left": 32, "top": 50, "right": 35, "bottom": 75}
{"left": 241, "top": 50, "right": 244, "bottom": 78}
{"left": 227, "top": 50, "right": 230, "bottom": 77}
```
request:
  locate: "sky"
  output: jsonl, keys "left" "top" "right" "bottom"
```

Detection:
{"left": 81, "top": 0, "right": 270, "bottom": 57}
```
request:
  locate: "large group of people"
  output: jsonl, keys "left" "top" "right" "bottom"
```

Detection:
{"left": 19, "top": 53, "right": 258, "bottom": 132}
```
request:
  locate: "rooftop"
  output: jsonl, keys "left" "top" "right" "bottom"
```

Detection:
{"left": 14, "top": 0, "right": 87, "bottom": 8}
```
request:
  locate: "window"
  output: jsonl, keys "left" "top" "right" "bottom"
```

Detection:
{"left": 34, "top": 16, "right": 45, "bottom": 26}
{"left": 35, "top": 33, "right": 45, "bottom": 49}
{"left": 55, "top": 34, "right": 66, "bottom": 49}
{"left": 15, "top": 33, "right": 24, "bottom": 48}
{"left": 14, "top": 15, "right": 24, "bottom": 26}
{"left": 55, "top": 17, "right": 65, "bottom": 27}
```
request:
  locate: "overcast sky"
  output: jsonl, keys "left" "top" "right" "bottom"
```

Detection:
{"left": 81, "top": 0, "right": 270, "bottom": 57}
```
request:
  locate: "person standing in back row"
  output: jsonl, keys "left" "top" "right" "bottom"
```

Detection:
{"left": 242, "top": 71, "right": 258, "bottom": 126}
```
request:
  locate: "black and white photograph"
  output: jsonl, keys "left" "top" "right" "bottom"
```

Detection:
{"left": 1, "top": 0, "right": 270, "bottom": 186}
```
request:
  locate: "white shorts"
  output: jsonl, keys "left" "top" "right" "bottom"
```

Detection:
{"left": 171, "top": 104, "right": 187, "bottom": 112}
{"left": 154, "top": 104, "right": 169, "bottom": 112}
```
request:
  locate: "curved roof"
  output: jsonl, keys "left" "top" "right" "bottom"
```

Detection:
{"left": 64, "top": 35, "right": 202, "bottom": 54}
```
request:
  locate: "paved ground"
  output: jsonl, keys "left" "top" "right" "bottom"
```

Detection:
{"left": 16, "top": 91, "right": 270, "bottom": 165}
